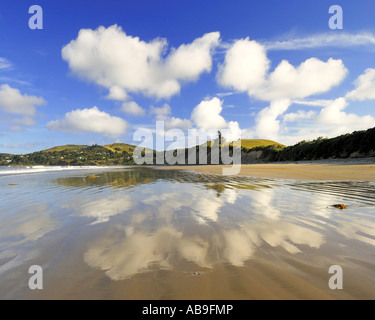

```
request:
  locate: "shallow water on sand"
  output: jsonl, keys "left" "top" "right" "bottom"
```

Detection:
{"left": 0, "top": 167, "right": 374, "bottom": 299}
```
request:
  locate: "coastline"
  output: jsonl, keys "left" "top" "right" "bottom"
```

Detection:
{"left": 2, "top": 158, "right": 375, "bottom": 181}
{"left": 155, "top": 159, "right": 375, "bottom": 181}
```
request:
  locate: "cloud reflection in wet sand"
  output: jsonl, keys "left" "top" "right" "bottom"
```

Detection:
{"left": 79, "top": 181, "right": 325, "bottom": 280}
{"left": 0, "top": 204, "right": 56, "bottom": 277}
{"left": 0, "top": 204, "right": 57, "bottom": 245}
{"left": 63, "top": 194, "right": 133, "bottom": 224}
{"left": 84, "top": 226, "right": 212, "bottom": 280}
{"left": 52, "top": 169, "right": 375, "bottom": 281}
{"left": 1, "top": 168, "right": 375, "bottom": 299}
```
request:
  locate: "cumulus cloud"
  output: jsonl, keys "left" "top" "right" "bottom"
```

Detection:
{"left": 0, "top": 84, "right": 45, "bottom": 116}
{"left": 346, "top": 68, "right": 375, "bottom": 101}
{"left": 225, "top": 121, "right": 242, "bottom": 142}
{"left": 120, "top": 101, "right": 145, "bottom": 117}
{"left": 62, "top": 25, "right": 220, "bottom": 100}
{"left": 217, "top": 38, "right": 269, "bottom": 93}
{"left": 106, "top": 86, "right": 128, "bottom": 101}
{"left": 260, "top": 58, "right": 347, "bottom": 101}
{"left": 275, "top": 97, "right": 375, "bottom": 145}
{"left": 47, "top": 106, "right": 128, "bottom": 137}
{"left": 165, "top": 117, "right": 192, "bottom": 131}
{"left": 255, "top": 99, "right": 291, "bottom": 140}
{"left": 191, "top": 97, "right": 241, "bottom": 141}
{"left": 217, "top": 37, "right": 350, "bottom": 142}
{"left": 166, "top": 32, "right": 221, "bottom": 81}
{"left": 191, "top": 97, "right": 227, "bottom": 131}
{"left": 278, "top": 68, "right": 375, "bottom": 143}
{"left": 0, "top": 84, "right": 45, "bottom": 130}
{"left": 151, "top": 104, "right": 192, "bottom": 130}
{"left": 150, "top": 104, "right": 172, "bottom": 120}
{"left": 218, "top": 38, "right": 347, "bottom": 102}
{"left": 317, "top": 97, "right": 375, "bottom": 128}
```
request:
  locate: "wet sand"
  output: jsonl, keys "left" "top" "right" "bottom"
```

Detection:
{"left": 18, "top": 242, "right": 375, "bottom": 300}
{"left": 1, "top": 167, "right": 375, "bottom": 300}
{"left": 157, "top": 162, "right": 375, "bottom": 181}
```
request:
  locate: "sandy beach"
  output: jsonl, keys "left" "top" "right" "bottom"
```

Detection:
{"left": 1, "top": 166, "right": 375, "bottom": 300}
{"left": 156, "top": 160, "right": 375, "bottom": 181}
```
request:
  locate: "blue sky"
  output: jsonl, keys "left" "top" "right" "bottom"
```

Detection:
{"left": 1, "top": 0, "right": 375, "bottom": 154}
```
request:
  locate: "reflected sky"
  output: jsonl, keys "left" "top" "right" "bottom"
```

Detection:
{"left": 55, "top": 168, "right": 375, "bottom": 280}
{"left": 1, "top": 167, "right": 375, "bottom": 291}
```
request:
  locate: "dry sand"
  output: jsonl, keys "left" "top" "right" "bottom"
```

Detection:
{"left": 156, "top": 161, "right": 375, "bottom": 181}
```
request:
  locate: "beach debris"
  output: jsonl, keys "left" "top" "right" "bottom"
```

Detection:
{"left": 332, "top": 204, "right": 347, "bottom": 210}
{"left": 193, "top": 272, "right": 201, "bottom": 276}
{"left": 87, "top": 175, "right": 97, "bottom": 179}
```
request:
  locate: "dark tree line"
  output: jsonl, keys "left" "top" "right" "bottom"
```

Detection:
{"left": 248, "top": 127, "right": 375, "bottom": 162}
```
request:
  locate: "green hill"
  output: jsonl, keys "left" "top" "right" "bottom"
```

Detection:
{"left": 204, "top": 139, "right": 284, "bottom": 150}
{"left": 240, "top": 139, "right": 285, "bottom": 150}
{"left": 104, "top": 143, "right": 136, "bottom": 154}
{"left": 8, "top": 143, "right": 136, "bottom": 166}
{"left": 43, "top": 145, "right": 88, "bottom": 153}
{"left": 43, "top": 143, "right": 137, "bottom": 155}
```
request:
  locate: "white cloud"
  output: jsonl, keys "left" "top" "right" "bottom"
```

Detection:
{"left": 275, "top": 98, "right": 375, "bottom": 145}
{"left": 346, "top": 68, "right": 375, "bottom": 101}
{"left": 283, "top": 110, "right": 316, "bottom": 122}
{"left": 240, "top": 128, "right": 255, "bottom": 139}
{"left": 62, "top": 25, "right": 220, "bottom": 100}
{"left": 150, "top": 104, "right": 172, "bottom": 120}
{"left": 165, "top": 117, "right": 192, "bottom": 131}
{"left": 259, "top": 58, "right": 347, "bottom": 101}
{"left": 317, "top": 97, "right": 375, "bottom": 128}
{"left": 255, "top": 99, "right": 291, "bottom": 140}
{"left": 0, "top": 84, "right": 45, "bottom": 116}
{"left": 0, "top": 77, "right": 31, "bottom": 86}
{"left": 191, "top": 97, "right": 241, "bottom": 141}
{"left": 264, "top": 32, "right": 375, "bottom": 51}
{"left": 224, "top": 121, "right": 242, "bottom": 142}
{"left": 218, "top": 38, "right": 347, "bottom": 102}
{"left": 147, "top": 98, "right": 241, "bottom": 141}
{"left": 166, "top": 32, "right": 220, "bottom": 81}
{"left": 191, "top": 97, "right": 227, "bottom": 131}
{"left": 121, "top": 101, "right": 145, "bottom": 117}
{"left": 106, "top": 86, "right": 128, "bottom": 101}
{"left": 150, "top": 103, "right": 192, "bottom": 131}
{"left": 0, "top": 57, "right": 12, "bottom": 70}
{"left": 47, "top": 106, "right": 128, "bottom": 137}
{"left": 10, "top": 117, "right": 37, "bottom": 131}
{"left": 216, "top": 91, "right": 235, "bottom": 98}
{"left": 292, "top": 99, "right": 333, "bottom": 108}
{"left": 218, "top": 38, "right": 350, "bottom": 142}
{"left": 217, "top": 38, "right": 269, "bottom": 93}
